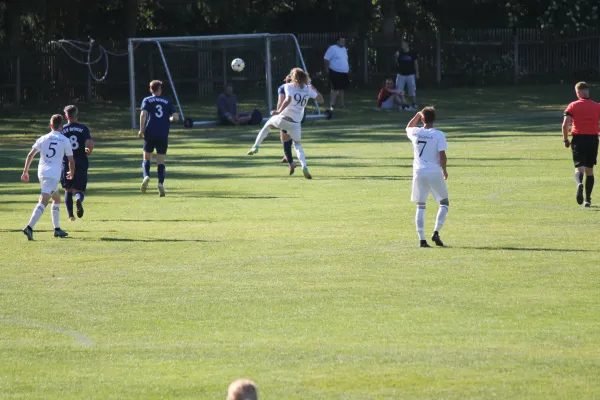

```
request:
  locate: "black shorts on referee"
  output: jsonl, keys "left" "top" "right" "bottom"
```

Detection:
{"left": 571, "top": 134, "right": 599, "bottom": 168}
{"left": 329, "top": 70, "right": 349, "bottom": 91}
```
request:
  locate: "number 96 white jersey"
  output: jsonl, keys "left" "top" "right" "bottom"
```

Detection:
{"left": 32, "top": 131, "right": 73, "bottom": 180}
{"left": 282, "top": 83, "right": 318, "bottom": 122}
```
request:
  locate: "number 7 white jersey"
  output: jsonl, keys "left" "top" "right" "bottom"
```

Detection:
{"left": 282, "top": 83, "right": 318, "bottom": 122}
{"left": 32, "top": 131, "right": 73, "bottom": 180}
{"left": 406, "top": 127, "right": 447, "bottom": 173}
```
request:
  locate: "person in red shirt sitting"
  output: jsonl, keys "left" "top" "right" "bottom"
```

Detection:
{"left": 377, "top": 78, "right": 407, "bottom": 111}
{"left": 562, "top": 81, "right": 600, "bottom": 207}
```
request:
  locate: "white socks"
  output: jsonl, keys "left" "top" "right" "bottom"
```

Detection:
{"left": 51, "top": 204, "right": 61, "bottom": 228}
{"left": 253, "top": 124, "right": 271, "bottom": 147}
{"left": 27, "top": 203, "right": 46, "bottom": 229}
{"left": 293, "top": 142, "right": 306, "bottom": 168}
{"left": 415, "top": 205, "right": 426, "bottom": 240}
{"left": 434, "top": 205, "right": 448, "bottom": 232}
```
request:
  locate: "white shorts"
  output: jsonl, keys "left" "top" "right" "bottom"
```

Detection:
{"left": 396, "top": 74, "right": 416, "bottom": 97}
{"left": 411, "top": 170, "right": 448, "bottom": 203}
{"left": 39, "top": 177, "right": 59, "bottom": 195}
{"left": 268, "top": 115, "right": 302, "bottom": 142}
{"left": 381, "top": 97, "right": 397, "bottom": 109}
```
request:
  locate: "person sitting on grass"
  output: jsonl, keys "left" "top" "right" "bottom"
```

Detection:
{"left": 217, "top": 83, "right": 261, "bottom": 125}
{"left": 377, "top": 78, "right": 407, "bottom": 111}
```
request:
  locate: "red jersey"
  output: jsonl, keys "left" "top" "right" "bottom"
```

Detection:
{"left": 377, "top": 88, "right": 392, "bottom": 108}
{"left": 564, "top": 98, "right": 600, "bottom": 135}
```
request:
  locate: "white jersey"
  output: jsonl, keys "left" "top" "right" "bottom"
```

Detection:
{"left": 324, "top": 45, "right": 349, "bottom": 73}
{"left": 406, "top": 127, "right": 448, "bottom": 173}
{"left": 282, "top": 83, "right": 318, "bottom": 123}
{"left": 32, "top": 131, "right": 73, "bottom": 180}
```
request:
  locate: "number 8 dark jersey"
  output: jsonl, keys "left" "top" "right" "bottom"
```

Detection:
{"left": 62, "top": 122, "right": 92, "bottom": 170}
{"left": 141, "top": 95, "right": 176, "bottom": 138}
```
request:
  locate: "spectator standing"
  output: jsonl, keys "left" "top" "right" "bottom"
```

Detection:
{"left": 324, "top": 36, "right": 350, "bottom": 110}
{"left": 394, "top": 40, "right": 419, "bottom": 110}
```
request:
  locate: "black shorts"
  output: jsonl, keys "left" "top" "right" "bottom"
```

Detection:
{"left": 61, "top": 168, "right": 88, "bottom": 192}
{"left": 329, "top": 70, "right": 349, "bottom": 91}
{"left": 144, "top": 137, "right": 168, "bottom": 155}
{"left": 571, "top": 135, "right": 599, "bottom": 168}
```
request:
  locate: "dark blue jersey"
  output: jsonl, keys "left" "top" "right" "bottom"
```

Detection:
{"left": 141, "top": 95, "right": 176, "bottom": 138}
{"left": 278, "top": 84, "right": 286, "bottom": 95}
{"left": 62, "top": 122, "right": 92, "bottom": 170}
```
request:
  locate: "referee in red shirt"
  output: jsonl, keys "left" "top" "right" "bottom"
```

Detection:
{"left": 562, "top": 82, "right": 600, "bottom": 207}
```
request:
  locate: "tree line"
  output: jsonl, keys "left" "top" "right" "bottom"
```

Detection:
{"left": 0, "top": 0, "right": 596, "bottom": 51}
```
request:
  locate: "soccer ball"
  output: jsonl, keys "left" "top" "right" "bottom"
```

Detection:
{"left": 231, "top": 58, "right": 245, "bottom": 72}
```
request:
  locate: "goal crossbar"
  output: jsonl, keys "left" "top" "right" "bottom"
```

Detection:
{"left": 127, "top": 33, "right": 328, "bottom": 129}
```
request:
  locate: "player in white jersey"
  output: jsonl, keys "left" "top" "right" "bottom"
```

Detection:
{"left": 21, "top": 114, "right": 75, "bottom": 241}
{"left": 406, "top": 107, "right": 449, "bottom": 248}
{"left": 247, "top": 67, "right": 324, "bottom": 179}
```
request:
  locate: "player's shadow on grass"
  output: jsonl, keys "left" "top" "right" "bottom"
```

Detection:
{"left": 93, "top": 218, "right": 212, "bottom": 222}
{"left": 98, "top": 237, "right": 209, "bottom": 243}
{"left": 456, "top": 246, "right": 595, "bottom": 253}
{"left": 331, "top": 175, "right": 412, "bottom": 181}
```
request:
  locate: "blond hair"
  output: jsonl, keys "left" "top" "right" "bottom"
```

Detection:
{"left": 227, "top": 379, "right": 258, "bottom": 400}
{"left": 149, "top": 80, "right": 162, "bottom": 93}
{"left": 575, "top": 81, "right": 589, "bottom": 92}
{"left": 290, "top": 68, "right": 310, "bottom": 88}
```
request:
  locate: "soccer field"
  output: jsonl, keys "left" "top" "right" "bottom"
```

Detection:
{"left": 1, "top": 84, "right": 599, "bottom": 399}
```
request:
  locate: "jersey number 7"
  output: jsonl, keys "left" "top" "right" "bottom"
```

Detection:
{"left": 417, "top": 140, "right": 427, "bottom": 157}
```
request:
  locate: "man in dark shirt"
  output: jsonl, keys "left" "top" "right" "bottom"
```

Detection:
{"left": 394, "top": 40, "right": 419, "bottom": 110}
{"left": 217, "top": 84, "right": 252, "bottom": 125}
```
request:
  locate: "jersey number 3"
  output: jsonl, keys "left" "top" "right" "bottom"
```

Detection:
{"left": 155, "top": 105, "right": 163, "bottom": 118}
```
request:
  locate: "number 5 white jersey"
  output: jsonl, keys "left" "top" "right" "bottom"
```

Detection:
{"left": 32, "top": 131, "right": 73, "bottom": 180}
{"left": 406, "top": 127, "right": 448, "bottom": 173}
{"left": 282, "top": 83, "right": 318, "bottom": 122}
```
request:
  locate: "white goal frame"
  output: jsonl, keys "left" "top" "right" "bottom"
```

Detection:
{"left": 127, "top": 33, "right": 329, "bottom": 129}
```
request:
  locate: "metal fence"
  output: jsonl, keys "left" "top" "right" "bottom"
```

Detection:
{"left": 1, "top": 28, "right": 599, "bottom": 106}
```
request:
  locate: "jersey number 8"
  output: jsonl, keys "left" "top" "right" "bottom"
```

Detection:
{"left": 293, "top": 93, "right": 309, "bottom": 107}
{"left": 70, "top": 135, "right": 80, "bottom": 150}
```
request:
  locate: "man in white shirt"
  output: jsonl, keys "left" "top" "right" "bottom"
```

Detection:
{"left": 247, "top": 68, "right": 324, "bottom": 179}
{"left": 324, "top": 36, "right": 349, "bottom": 110}
{"left": 405, "top": 107, "right": 449, "bottom": 248}
{"left": 21, "top": 114, "right": 75, "bottom": 240}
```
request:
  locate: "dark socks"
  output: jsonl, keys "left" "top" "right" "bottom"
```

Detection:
{"left": 75, "top": 192, "right": 84, "bottom": 203}
{"left": 65, "top": 192, "right": 74, "bottom": 218}
{"left": 585, "top": 175, "right": 594, "bottom": 201}
{"left": 157, "top": 164, "right": 166, "bottom": 184}
{"left": 283, "top": 140, "right": 294, "bottom": 165}
{"left": 578, "top": 172, "right": 584, "bottom": 184}
{"left": 143, "top": 160, "right": 150, "bottom": 178}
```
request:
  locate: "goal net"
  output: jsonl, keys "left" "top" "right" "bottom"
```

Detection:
{"left": 127, "top": 33, "right": 328, "bottom": 129}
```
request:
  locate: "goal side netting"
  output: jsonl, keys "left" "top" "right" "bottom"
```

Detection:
{"left": 127, "top": 33, "right": 328, "bottom": 129}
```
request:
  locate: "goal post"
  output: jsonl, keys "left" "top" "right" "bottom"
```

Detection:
{"left": 127, "top": 33, "right": 331, "bottom": 129}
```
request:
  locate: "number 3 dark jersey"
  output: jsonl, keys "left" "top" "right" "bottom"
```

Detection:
{"left": 141, "top": 95, "right": 176, "bottom": 138}
{"left": 62, "top": 122, "right": 92, "bottom": 170}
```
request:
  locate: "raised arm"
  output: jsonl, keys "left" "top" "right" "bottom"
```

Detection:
{"left": 562, "top": 115, "right": 572, "bottom": 147}
{"left": 21, "top": 149, "right": 38, "bottom": 182}
{"left": 407, "top": 112, "right": 422, "bottom": 129}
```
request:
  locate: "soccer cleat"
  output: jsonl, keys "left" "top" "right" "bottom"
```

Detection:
{"left": 158, "top": 183, "right": 166, "bottom": 197}
{"left": 281, "top": 156, "right": 288, "bottom": 163}
{"left": 54, "top": 229, "right": 68, "bottom": 238}
{"left": 584, "top": 200, "right": 591, "bottom": 208}
{"left": 576, "top": 184, "right": 584, "bottom": 205}
{"left": 431, "top": 231, "right": 445, "bottom": 247}
{"left": 302, "top": 167, "right": 312, "bottom": 180}
{"left": 289, "top": 163, "right": 297, "bottom": 176}
{"left": 75, "top": 198, "right": 84, "bottom": 218}
{"left": 141, "top": 176, "right": 150, "bottom": 193}
{"left": 419, "top": 240, "right": 431, "bottom": 248}
{"left": 247, "top": 146, "right": 259, "bottom": 155}
{"left": 22, "top": 226, "right": 34, "bottom": 241}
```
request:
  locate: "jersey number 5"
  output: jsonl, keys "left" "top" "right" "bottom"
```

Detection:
{"left": 46, "top": 142, "right": 58, "bottom": 158}
{"left": 293, "top": 93, "right": 309, "bottom": 107}
{"left": 155, "top": 104, "right": 163, "bottom": 118}
{"left": 417, "top": 140, "right": 427, "bottom": 157}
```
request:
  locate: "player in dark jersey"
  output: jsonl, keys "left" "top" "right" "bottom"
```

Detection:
{"left": 278, "top": 75, "right": 297, "bottom": 175}
{"left": 61, "top": 105, "right": 94, "bottom": 221}
{"left": 138, "top": 80, "right": 179, "bottom": 197}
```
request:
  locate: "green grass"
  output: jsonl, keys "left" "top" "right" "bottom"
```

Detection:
{"left": 0, "top": 84, "right": 599, "bottom": 399}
